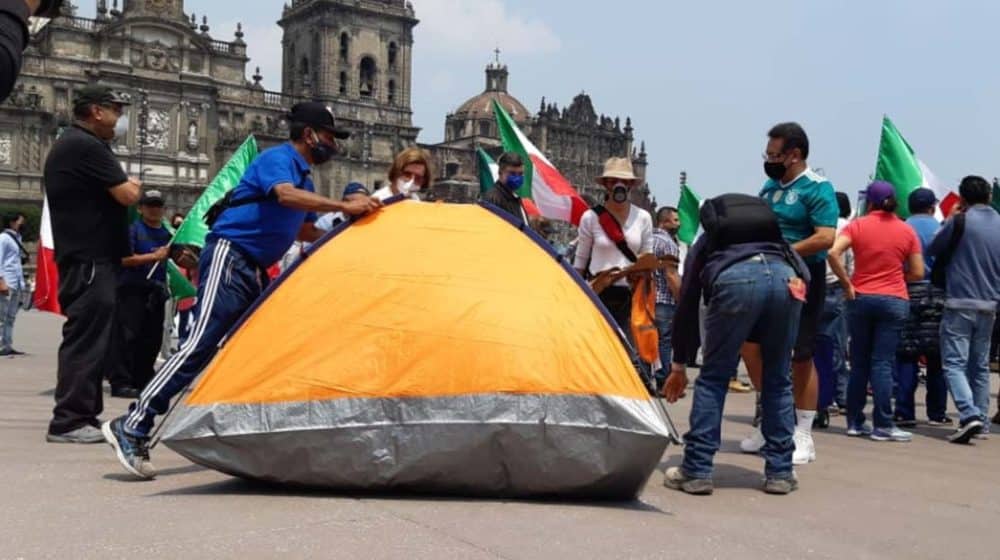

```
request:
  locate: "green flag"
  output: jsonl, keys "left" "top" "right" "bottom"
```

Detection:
{"left": 677, "top": 183, "right": 701, "bottom": 245}
{"left": 477, "top": 148, "right": 498, "bottom": 194}
{"left": 172, "top": 135, "right": 259, "bottom": 248}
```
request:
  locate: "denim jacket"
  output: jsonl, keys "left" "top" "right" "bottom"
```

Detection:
{"left": 0, "top": 229, "right": 25, "bottom": 291}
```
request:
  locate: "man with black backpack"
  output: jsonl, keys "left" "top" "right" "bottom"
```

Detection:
{"left": 662, "top": 194, "right": 807, "bottom": 495}
{"left": 927, "top": 176, "right": 1000, "bottom": 444}
{"left": 103, "top": 102, "right": 381, "bottom": 479}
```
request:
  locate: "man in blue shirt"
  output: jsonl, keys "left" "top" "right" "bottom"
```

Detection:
{"left": 894, "top": 188, "right": 950, "bottom": 427}
{"left": 927, "top": 176, "right": 1000, "bottom": 443}
{"left": 109, "top": 190, "right": 171, "bottom": 399}
{"left": 0, "top": 211, "right": 26, "bottom": 356}
{"left": 104, "top": 102, "right": 381, "bottom": 479}
{"left": 741, "top": 122, "right": 838, "bottom": 466}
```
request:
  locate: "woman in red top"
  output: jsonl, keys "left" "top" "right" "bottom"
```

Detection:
{"left": 829, "top": 181, "right": 924, "bottom": 442}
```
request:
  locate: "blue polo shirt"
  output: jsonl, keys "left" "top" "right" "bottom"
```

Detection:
{"left": 120, "top": 220, "right": 171, "bottom": 286}
{"left": 760, "top": 169, "right": 838, "bottom": 264}
{"left": 211, "top": 143, "right": 318, "bottom": 267}
{"left": 906, "top": 213, "right": 941, "bottom": 279}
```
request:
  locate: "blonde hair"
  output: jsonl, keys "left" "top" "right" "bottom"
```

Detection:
{"left": 388, "top": 147, "right": 434, "bottom": 189}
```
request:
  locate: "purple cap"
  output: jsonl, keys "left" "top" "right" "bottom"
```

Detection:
{"left": 866, "top": 181, "right": 896, "bottom": 206}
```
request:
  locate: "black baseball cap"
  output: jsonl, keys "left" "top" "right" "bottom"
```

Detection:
{"left": 288, "top": 102, "right": 351, "bottom": 139}
{"left": 139, "top": 190, "right": 165, "bottom": 206}
{"left": 73, "top": 85, "right": 131, "bottom": 109}
{"left": 908, "top": 187, "right": 938, "bottom": 213}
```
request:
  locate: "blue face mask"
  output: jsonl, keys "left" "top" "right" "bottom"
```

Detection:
{"left": 505, "top": 173, "right": 524, "bottom": 191}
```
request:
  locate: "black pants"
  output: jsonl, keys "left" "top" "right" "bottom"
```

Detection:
{"left": 49, "top": 260, "right": 118, "bottom": 435}
{"left": 111, "top": 283, "right": 167, "bottom": 391}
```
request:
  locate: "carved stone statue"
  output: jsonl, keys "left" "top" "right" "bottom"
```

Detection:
{"left": 187, "top": 121, "right": 199, "bottom": 151}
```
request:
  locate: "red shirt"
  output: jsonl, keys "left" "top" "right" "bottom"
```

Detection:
{"left": 842, "top": 211, "right": 921, "bottom": 300}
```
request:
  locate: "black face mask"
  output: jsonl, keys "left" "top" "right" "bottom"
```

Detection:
{"left": 764, "top": 161, "right": 786, "bottom": 181}
{"left": 612, "top": 184, "right": 629, "bottom": 203}
{"left": 309, "top": 132, "right": 338, "bottom": 165}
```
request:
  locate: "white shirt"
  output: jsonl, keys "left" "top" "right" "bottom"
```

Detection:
{"left": 574, "top": 205, "right": 653, "bottom": 286}
{"left": 825, "top": 217, "right": 854, "bottom": 285}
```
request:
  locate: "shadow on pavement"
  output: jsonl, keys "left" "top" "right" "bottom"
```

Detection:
{"left": 151, "top": 477, "right": 670, "bottom": 514}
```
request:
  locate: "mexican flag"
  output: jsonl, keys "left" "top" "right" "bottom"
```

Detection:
{"left": 874, "top": 116, "right": 958, "bottom": 218}
{"left": 124, "top": 205, "right": 197, "bottom": 302}
{"left": 172, "top": 135, "right": 259, "bottom": 250}
{"left": 32, "top": 196, "right": 59, "bottom": 314}
{"left": 492, "top": 100, "right": 588, "bottom": 225}
{"left": 476, "top": 147, "right": 498, "bottom": 195}
{"left": 677, "top": 182, "right": 701, "bottom": 245}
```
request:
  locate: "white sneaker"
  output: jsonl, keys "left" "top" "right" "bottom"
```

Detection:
{"left": 740, "top": 427, "right": 765, "bottom": 454}
{"left": 792, "top": 430, "right": 816, "bottom": 465}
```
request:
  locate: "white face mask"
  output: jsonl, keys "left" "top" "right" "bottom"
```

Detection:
{"left": 396, "top": 178, "right": 416, "bottom": 195}
{"left": 113, "top": 114, "right": 129, "bottom": 141}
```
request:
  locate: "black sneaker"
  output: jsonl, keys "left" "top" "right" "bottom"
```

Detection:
{"left": 110, "top": 386, "right": 140, "bottom": 399}
{"left": 948, "top": 419, "right": 984, "bottom": 445}
{"left": 927, "top": 416, "right": 953, "bottom": 427}
{"left": 101, "top": 416, "right": 156, "bottom": 479}
{"left": 813, "top": 409, "right": 830, "bottom": 429}
{"left": 894, "top": 416, "right": 918, "bottom": 428}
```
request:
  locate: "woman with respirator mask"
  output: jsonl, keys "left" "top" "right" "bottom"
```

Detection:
{"left": 372, "top": 147, "right": 434, "bottom": 202}
{"left": 573, "top": 158, "right": 654, "bottom": 376}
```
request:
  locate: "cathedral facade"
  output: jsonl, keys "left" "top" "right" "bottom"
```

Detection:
{"left": 0, "top": 0, "right": 653, "bottom": 221}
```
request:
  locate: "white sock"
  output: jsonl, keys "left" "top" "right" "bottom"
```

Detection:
{"left": 796, "top": 409, "right": 816, "bottom": 436}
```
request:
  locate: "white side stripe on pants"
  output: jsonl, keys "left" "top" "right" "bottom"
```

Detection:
{"left": 126, "top": 239, "right": 231, "bottom": 431}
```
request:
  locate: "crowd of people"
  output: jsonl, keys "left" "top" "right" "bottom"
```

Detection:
{"left": 5, "top": 82, "right": 998, "bottom": 496}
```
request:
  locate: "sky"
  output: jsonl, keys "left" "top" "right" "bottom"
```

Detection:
{"left": 77, "top": 0, "right": 1000, "bottom": 207}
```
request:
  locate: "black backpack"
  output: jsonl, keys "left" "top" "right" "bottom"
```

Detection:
{"left": 699, "top": 193, "right": 784, "bottom": 252}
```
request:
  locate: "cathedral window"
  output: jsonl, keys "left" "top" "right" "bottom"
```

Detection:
{"left": 387, "top": 80, "right": 396, "bottom": 104}
{"left": 359, "top": 57, "right": 376, "bottom": 98}
{"left": 340, "top": 32, "right": 350, "bottom": 62}
{"left": 339, "top": 71, "right": 348, "bottom": 96}
{"left": 446, "top": 162, "right": 460, "bottom": 178}
{"left": 479, "top": 121, "right": 491, "bottom": 137}
{"left": 388, "top": 42, "right": 398, "bottom": 68}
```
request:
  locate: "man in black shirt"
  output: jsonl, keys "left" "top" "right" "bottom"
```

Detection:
{"left": 480, "top": 152, "right": 528, "bottom": 224}
{"left": 45, "top": 84, "right": 142, "bottom": 443}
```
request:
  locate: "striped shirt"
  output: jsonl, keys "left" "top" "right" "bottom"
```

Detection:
{"left": 652, "top": 228, "right": 679, "bottom": 306}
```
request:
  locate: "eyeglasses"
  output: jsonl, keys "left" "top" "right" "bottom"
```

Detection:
{"left": 762, "top": 151, "right": 788, "bottom": 163}
{"left": 401, "top": 170, "right": 426, "bottom": 183}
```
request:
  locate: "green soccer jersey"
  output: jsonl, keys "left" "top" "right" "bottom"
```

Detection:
{"left": 760, "top": 169, "right": 839, "bottom": 264}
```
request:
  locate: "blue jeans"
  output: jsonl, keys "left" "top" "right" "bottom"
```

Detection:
{"left": 124, "top": 238, "right": 266, "bottom": 437}
{"left": 940, "top": 307, "right": 996, "bottom": 426}
{"left": 654, "top": 302, "right": 675, "bottom": 384}
{"left": 894, "top": 355, "right": 948, "bottom": 422}
{"left": 847, "top": 294, "right": 909, "bottom": 430}
{"left": 0, "top": 288, "right": 19, "bottom": 351}
{"left": 815, "top": 284, "right": 847, "bottom": 410}
{"left": 682, "top": 257, "right": 800, "bottom": 480}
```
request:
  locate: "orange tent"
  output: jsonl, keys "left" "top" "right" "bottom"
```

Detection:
{"left": 162, "top": 200, "right": 670, "bottom": 497}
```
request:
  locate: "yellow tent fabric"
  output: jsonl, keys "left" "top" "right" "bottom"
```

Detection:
{"left": 188, "top": 201, "right": 647, "bottom": 406}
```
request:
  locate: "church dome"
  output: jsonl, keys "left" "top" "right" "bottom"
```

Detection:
{"left": 451, "top": 62, "right": 530, "bottom": 124}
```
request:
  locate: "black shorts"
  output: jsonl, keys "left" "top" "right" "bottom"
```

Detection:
{"left": 791, "top": 261, "right": 828, "bottom": 362}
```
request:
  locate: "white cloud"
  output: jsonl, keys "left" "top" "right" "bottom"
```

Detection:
{"left": 218, "top": 19, "right": 284, "bottom": 92}
{"left": 413, "top": 0, "right": 561, "bottom": 57}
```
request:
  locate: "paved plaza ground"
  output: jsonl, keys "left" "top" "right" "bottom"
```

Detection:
{"left": 1, "top": 311, "right": 998, "bottom": 559}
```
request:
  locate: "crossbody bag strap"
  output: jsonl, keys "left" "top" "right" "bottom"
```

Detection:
{"left": 593, "top": 205, "right": 637, "bottom": 263}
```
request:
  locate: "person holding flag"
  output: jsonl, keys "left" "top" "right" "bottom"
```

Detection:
{"left": 108, "top": 190, "right": 171, "bottom": 398}
{"left": 103, "top": 102, "right": 381, "bottom": 479}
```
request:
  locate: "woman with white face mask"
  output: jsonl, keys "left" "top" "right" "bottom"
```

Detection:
{"left": 372, "top": 147, "right": 435, "bottom": 201}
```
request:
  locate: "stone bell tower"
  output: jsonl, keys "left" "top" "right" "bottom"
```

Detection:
{"left": 121, "top": 0, "right": 187, "bottom": 19}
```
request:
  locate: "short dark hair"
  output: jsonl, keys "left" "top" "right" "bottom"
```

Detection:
{"left": 497, "top": 152, "right": 523, "bottom": 170}
{"left": 959, "top": 175, "right": 991, "bottom": 205}
{"left": 289, "top": 121, "right": 308, "bottom": 141}
{"left": 767, "top": 122, "right": 810, "bottom": 160}
{"left": 835, "top": 192, "right": 851, "bottom": 218}
{"left": 73, "top": 102, "right": 96, "bottom": 120}
{"left": 3, "top": 212, "right": 25, "bottom": 229}
{"left": 656, "top": 206, "right": 678, "bottom": 223}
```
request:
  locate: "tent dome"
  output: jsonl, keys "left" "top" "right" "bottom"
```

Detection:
{"left": 163, "top": 200, "right": 670, "bottom": 498}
